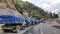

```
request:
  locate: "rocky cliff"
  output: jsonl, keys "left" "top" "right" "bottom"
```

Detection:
{"left": 0, "top": 0, "right": 22, "bottom": 16}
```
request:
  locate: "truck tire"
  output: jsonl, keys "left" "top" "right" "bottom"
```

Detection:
{"left": 26, "top": 23, "right": 29, "bottom": 27}
{"left": 13, "top": 25, "right": 20, "bottom": 33}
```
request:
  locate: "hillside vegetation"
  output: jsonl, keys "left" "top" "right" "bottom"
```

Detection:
{"left": 14, "top": 0, "right": 47, "bottom": 19}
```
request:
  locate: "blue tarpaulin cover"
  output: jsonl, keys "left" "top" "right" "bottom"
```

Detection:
{"left": 25, "top": 18, "right": 31, "bottom": 23}
{"left": 30, "top": 19, "right": 36, "bottom": 23}
{"left": 30, "top": 19, "right": 40, "bottom": 23}
{"left": 0, "top": 15, "right": 25, "bottom": 24}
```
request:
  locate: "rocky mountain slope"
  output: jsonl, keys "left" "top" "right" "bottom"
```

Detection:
{"left": 0, "top": 0, "right": 22, "bottom": 16}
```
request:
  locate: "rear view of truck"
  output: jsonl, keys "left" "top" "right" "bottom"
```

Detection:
{"left": 0, "top": 15, "right": 26, "bottom": 33}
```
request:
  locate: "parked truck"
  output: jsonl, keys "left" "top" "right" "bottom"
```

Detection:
{"left": 0, "top": 15, "right": 26, "bottom": 33}
{"left": 0, "top": 15, "right": 40, "bottom": 33}
{"left": 25, "top": 18, "right": 32, "bottom": 27}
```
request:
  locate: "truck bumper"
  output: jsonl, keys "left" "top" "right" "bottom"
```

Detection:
{"left": 2, "top": 27, "right": 14, "bottom": 32}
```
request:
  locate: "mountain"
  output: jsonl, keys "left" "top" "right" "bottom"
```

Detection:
{"left": 0, "top": 0, "right": 55, "bottom": 19}
{"left": 23, "top": 0, "right": 60, "bottom": 13}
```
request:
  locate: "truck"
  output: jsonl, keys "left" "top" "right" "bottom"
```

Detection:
{"left": 0, "top": 15, "right": 40, "bottom": 33}
{"left": 30, "top": 19, "right": 40, "bottom": 25}
{"left": 25, "top": 18, "right": 32, "bottom": 27}
{"left": 25, "top": 19, "right": 40, "bottom": 26}
{"left": 0, "top": 15, "right": 26, "bottom": 33}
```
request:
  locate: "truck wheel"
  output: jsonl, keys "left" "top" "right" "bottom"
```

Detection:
{"left": 27, "top": 24, "right": 29, "bottom": 27}
{"left": 13, "top": 25, "right": 20, "bottom": 33}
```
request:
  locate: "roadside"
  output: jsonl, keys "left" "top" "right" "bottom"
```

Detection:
{"left": 40, "top": 23, "right": 60, "bottom": 34}
{"left": 24, "top": 22, "right": 60, "bottom": 34}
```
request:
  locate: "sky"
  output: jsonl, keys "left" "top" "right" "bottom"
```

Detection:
{"left": 22, "top": 0, "right": 60, "bottom": 14}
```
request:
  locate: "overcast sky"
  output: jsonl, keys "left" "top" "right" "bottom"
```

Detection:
{"left": 22, "top": 0, "right": 60, "bottom": 14}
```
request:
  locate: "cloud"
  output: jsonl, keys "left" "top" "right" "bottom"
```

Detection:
{"left": 22, "top": 0, "right": 60, "bottom": 13}
{"left": 52, "top": 8, "right": 60, "bottom": 14}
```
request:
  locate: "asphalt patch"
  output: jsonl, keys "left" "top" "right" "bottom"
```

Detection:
{"left": 53, "top": 26, "right": 60, "bottom": 29}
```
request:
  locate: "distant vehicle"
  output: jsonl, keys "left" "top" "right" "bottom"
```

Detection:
{"left": 30, "top": 19, "right": 40, "bottom": 25}
{"left": 25, "top": 18, "right": 31, "bottom": 27}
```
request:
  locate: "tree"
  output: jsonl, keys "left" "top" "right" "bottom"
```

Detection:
{"left": 53, "top": 13, "right": 58, "bottom": 18}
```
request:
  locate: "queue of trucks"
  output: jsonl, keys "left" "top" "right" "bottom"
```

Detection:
{"left": 0, "top": 15, "right": 40, "bottom": 33}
